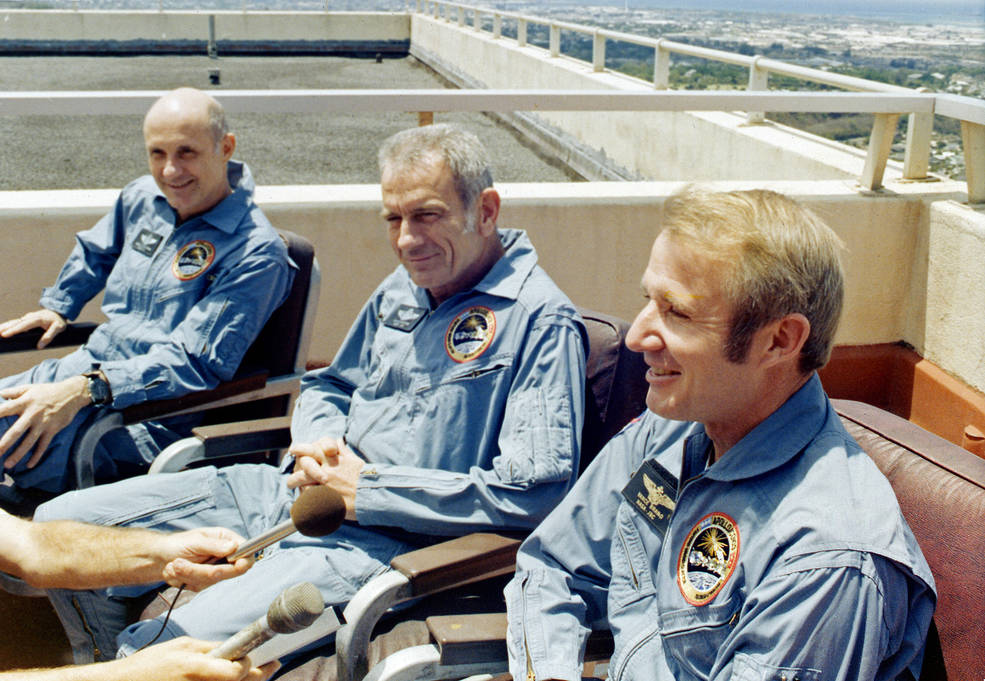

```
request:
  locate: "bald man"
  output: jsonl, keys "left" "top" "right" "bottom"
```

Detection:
{"left": 0, "top": 88, "right": 294, "bottom": 501}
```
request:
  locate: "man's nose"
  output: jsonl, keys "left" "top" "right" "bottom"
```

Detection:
{"left": 162, "top": 156, "right": 180, "bottom": 178}
{"left": 626, "top": 305, "right": 665, "bottom": 353}
{"left": 396, "top": 220, "right": 423, "bottom": 250}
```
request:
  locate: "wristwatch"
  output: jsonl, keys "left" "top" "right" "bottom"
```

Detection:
{"left": 83, "top": 371, "right": 112, "bottom": 407}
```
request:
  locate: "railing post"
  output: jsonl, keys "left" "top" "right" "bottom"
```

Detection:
{"left": 549, "top": 24, "right": 560, "bottom": 57}
{"left": 592, "top": 31, "right": 606, "bottom": 73}
{"left": 457, "top": 5, "right": 465, "bottom": 27}
{"left": 433, "top": 1, "right": 439, "bottom": 19}
{"left": 903, "top": 111, "right": 933, "bottom": 179}
{"left": 860, "top": 113, "right": 901, "bottom": 191}
{"left": 474, "top": 8, "right": 482, "bottom": 32}
{"left": 653, "top": 39, "right": 670, "bottom": 89}
{"left": 518, "top": 19, "right": 527, "bottom": 47}
{"left": 902, "top": 90, "right": 934, "bottom": 180}
{"left": 962, "top": 121, "right": 985, "bottom": 203}
{"left": 746, "top": 56, "right": 768, "bottom": 124}
{"left": 493, "top": 13, "right": 502, "bottom": 39}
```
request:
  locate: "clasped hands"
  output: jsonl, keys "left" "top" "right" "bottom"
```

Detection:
{"left": 286, "top": 437, "right": 363, "bottom": 522}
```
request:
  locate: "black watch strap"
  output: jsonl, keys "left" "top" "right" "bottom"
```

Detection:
{"left": 83, "top": 371, "right": 112, "bottom": 407}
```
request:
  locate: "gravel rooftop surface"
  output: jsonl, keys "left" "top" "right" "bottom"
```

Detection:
{"left": 0, "top": 54, "right": 581, "bottom": 190}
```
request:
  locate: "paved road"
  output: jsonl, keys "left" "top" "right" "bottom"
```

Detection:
{"left": 0, "top": 54, "right": 580, "bottom": 190}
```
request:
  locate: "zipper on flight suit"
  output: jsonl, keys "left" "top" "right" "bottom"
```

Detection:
{"left": 71, "top": 596, "right": 101, "bottom": 660}
{"left": 616, "top": 529, "right": 640, "bottom": 589}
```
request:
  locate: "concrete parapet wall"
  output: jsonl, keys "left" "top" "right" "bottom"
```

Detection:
{"left": 1, "top": 180, "right": 980, "bottom": 395}
{"left": 409, "top": 14, "right": 897, "bottom": 184}
{"left": 0, "top": 10, "right": 409, "bottom": 54}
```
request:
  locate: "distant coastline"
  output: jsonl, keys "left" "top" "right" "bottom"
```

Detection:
{"left": 620, "top": 0, "right": 985, "bottom": 30}
{"left": 612, "top": 0, "right": 985, "bottom": 26}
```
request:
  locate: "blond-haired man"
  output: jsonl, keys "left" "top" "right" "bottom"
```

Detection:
{"left": 506, "top": 187, "right": 935, "bottom": 681}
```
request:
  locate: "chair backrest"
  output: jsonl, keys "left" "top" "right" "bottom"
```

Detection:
{"left": 833, "top": 399, "right": 985, "bottom": 681}
{"left": 579, "top": 308, "right": 649, "bottom": 473}
{"left": 239, "top": 229, "right": 318, "bottom": 378}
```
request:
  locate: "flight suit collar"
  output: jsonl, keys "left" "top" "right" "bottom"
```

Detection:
{"left": 682, "top": 373, "right": 828, "bottom": 484}
{"left": 152, "top": 159, "right": 255, "bottom": 234}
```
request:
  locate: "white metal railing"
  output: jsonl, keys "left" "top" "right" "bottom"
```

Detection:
{"left": 412, "top": 0, "right": 985, "bottom": 203}
{"left": 3, "top": 89, "right": 973, "bottom": 199}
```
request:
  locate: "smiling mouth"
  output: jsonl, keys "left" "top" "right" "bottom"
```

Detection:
{"left": 649, "top": 367, "right": 680, "bottom": 377}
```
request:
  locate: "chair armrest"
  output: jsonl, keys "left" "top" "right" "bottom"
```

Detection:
{"left": 426, "top": 612, "right": 613, "bottom": 669}
{"left": 148, "top": 415, "right": 293, "bottom": 474}
{"left": 390, "top": 533, "right": 521, "bottom": 597}
{"left": 338, "top": 533, "right": 523, "bottom": 681}
{"left": 0, "top": 322, "right": 99, "bottom": 353}
{"left": 120, "top": 370, "right": 270, "bottom": 424}
{"left": 190, "top": 415, "right": 294, "bottom": 458}
{"left": 427, "top": 612, "right": 508, "bottom": 666}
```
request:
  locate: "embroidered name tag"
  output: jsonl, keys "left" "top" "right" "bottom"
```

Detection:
{"left": 621, "top": 458, "right": 678, "bottom": 536}
{"left": 132, "top": 229, "right": 164, "bottom": 257}
{"left": 383, "top": 304, "right": 428, "bottom": 332}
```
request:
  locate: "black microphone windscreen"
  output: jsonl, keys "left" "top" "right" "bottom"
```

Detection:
{"left": 290, "top": 485, "right": 346, "bottom": 537}
{"left": 266, "top": 582, "right": 325, "bottom": 634}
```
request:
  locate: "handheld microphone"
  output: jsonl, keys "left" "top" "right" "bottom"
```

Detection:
{"left": 228, "top": 485, "right": 345, "bottom": 562}
{"left": 209, "top": 581, "right": 324, "bottom": 660}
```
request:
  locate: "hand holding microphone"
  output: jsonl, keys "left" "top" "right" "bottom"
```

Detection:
{"left": 209, "top": 581, "right": 325, "bottom": 661}
{"left": 227, "top": 484, "right": 347, "bottom": 563}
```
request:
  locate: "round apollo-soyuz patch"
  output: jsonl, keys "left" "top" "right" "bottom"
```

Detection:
{"left": 677, "top": 512, "right": 740, "bottom": 606}
{"left": 445, "top": 306, "right": 496, "bottom": 363}
{"left": 172, "top": 240, "right": 216, "bottom": 281}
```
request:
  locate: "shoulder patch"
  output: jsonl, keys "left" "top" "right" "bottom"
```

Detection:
{"left": 445, "top": 306, "right": 496, "bottom": 363}
{"left": 677, "top": 512, "right": 740, "bottom": 606}
{"left": 172, "top": 240, "right": 216, "bottom": 281}
{"left": 132, "top": 229, "right": 164, "bottom": 257}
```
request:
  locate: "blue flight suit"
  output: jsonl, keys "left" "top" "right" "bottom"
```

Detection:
{"left": 0, "top": 161, "right": 294, "bottom": 492}
{"left": 506, "top": 374, "right": 936, "bottom": 681}
{"left": 36, "top": 228, "right": 587, "bottom": 662}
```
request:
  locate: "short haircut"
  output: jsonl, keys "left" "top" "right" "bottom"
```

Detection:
{"left": 378, "top": 124, "right": 494, "bottom": 229}
{"left": 206, "top": 96, "right": 229, "bottom": 147}
{"left": 660, "top": 186, "right": 845, "bottom": 373}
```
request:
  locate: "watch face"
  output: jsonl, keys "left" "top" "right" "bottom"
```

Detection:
{"left": 87, "top": 375, "right": 110, "bottom": 405}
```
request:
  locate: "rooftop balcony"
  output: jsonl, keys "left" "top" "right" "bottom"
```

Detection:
{"left": 1, "top": 2, "right": 983, "bottom": 456}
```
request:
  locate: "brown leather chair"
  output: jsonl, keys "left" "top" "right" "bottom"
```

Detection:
{"left": 833, "top": 398, "right": 985, "bottom": 680}
{"left": 318, "top": 398, "right": 984, "bottom": 681}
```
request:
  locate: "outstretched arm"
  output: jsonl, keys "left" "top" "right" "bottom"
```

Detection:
{"left": 0, "top": 637, "right": 278, "bottom": 681}
{"left": 0, "top": 510, "right": 251, "bottom": 590}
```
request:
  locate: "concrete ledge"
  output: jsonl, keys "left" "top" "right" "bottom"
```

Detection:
{"left": 0, "top": 10, "right": 410, "bottom": 55}
{"left": 3, "top": 180, "right": 981, "bottom": 395}
{"left": 2, "top": 39, "right": 409, "bottom": 57}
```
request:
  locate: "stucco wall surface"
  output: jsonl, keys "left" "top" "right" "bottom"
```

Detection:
{"left": 3, "top": 181, "right": 977, "bottom": 393}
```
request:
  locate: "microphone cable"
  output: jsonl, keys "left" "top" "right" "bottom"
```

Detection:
{"left": 134, "top": 582, "right": 186, "bottom": 653}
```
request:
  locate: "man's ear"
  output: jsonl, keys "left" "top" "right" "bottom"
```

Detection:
{"left": 220, "top": 133, "right": 236, "bottom": 162}
{"left": 760, "top": 313, "right": 811, "bottom": 368}
{"left": 476, "top": 188, "right": 500, "bottom": 236}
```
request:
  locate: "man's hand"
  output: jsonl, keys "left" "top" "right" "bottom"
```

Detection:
{"left": 0, "top": 375, "right": 91, "bottom": 469}
{"left": 161, "top": 527, "right": 254, "bottom": 591}
{"left": 0, "top": 308, "right": 67, "bottom": 349}
{"left": 114, "top": 636, "right": 280, "bottom": 681}
{"left": 286, "top": 437, "right": 363, "bottom": 521}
